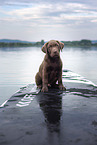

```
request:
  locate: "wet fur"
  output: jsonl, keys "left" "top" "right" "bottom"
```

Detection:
{"left": 35, "top": 40, "right": 66, "bottom": 92}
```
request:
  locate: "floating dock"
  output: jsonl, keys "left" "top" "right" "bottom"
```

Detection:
{"left": 0, "top": 70, "right": 97, "bottom": 145}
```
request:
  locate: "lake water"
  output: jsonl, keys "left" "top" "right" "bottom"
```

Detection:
{"left": 0, "top": 46, "right": 97, "bottom": 105}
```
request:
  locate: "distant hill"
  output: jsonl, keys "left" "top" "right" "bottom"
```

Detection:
{"left": 0, "top": 39, "right": 97, "bottom": 48}
{"left": 0, "top": 39, "right": 45, "bottom": 48}
{"left": 0, "top": 39, "right": 97, "bottom": 44}
{"left": 0, "top": 39, "right": 34, "bottom": 44}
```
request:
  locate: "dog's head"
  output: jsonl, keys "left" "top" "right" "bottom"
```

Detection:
{"left": 41, "top": 40, "right": 64, "bottom": 58}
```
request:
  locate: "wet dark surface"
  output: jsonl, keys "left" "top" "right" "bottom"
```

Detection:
{"left": 0, "top": 70, "right": 97, "bottom": 145}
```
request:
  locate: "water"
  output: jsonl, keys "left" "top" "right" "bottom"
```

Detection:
{"left": 0, "top": 47, "right": 97, "bottom": 105}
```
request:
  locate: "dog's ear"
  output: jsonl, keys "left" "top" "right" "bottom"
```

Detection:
{"left": 41, "top": 42, "right": 48, "bottom": 53}
{"left": 56, "top": 41, "right": 64, "bottom": 51}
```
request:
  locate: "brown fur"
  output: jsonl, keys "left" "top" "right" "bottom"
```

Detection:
{"left": 35, "top": 40, "right": 66, "bottom": 92}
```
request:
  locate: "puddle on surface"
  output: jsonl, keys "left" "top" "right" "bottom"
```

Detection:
{"left": 63, "top": 70, "right": 97, "bottom": 87}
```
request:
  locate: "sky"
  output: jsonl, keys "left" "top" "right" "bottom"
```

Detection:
{"left": 0, "top": 0, "right": 97, "bottom": 41}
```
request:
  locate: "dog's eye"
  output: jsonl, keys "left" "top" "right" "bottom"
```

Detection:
{"left": 47, "top": 47, "right": 51, "bottom": 53}
{"left": 49, "top": 45, "right": 53, "bottom": 48}
{"left": 55, "top": 44, "right": 58, "bottom": 46}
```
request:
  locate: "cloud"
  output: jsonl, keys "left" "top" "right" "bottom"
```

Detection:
{"left": 1, "top": 2, "right": 96, "bottom": 27}
{"left": 0, "top": 0, "right": 97, "bottom": 41}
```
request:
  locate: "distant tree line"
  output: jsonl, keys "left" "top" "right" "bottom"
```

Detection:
{"left": 0, "top": 40, "right": 45, "bottom": 48}
{"left": 0, "top": 42, "right": 33, "bottom": 47}
{"left": 62, "top": 39, "right": 97, "bottom": 47}
{"left": 0, "top": 39, "right": 97, "bottom": 48}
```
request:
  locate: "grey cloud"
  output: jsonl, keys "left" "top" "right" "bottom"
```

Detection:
{"left": 0, "top": 0, "right": 97, "bottom": 6}
{"left": 1, "top": 1, "right": 96, "bottom": 27}
{"left": 0, "top": 0, "right": 97, "bottom": 41}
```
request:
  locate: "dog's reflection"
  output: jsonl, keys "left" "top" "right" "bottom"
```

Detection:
{"left": 37, "top": 91, "right": 62, "bottom": 134}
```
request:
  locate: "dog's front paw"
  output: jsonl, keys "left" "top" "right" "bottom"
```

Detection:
{"left": 59, "top": 85, "right": 66, "bottom": 91}
{"left": 41, "top": 86, "right": 48, "bottom": 92}
{"left": 37, "top": 85, "right": 42, "bottom": 89}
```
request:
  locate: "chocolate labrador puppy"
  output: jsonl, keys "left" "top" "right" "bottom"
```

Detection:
{"left": 35, "top": 40, "right": 66, "bottom": 92}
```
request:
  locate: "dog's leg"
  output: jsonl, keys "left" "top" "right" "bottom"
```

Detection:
{"left": 35, "top": 72, "right": 42, "bottom": 89}
{"left": 41, "top": 68, "right": 48, "bottom": 92}
{"left": 58, "top": 69, "right": 66, "bottom": 91}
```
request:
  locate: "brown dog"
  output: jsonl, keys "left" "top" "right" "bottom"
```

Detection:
{"left": 35, "top": 40, "right": 66, "bottom": 92}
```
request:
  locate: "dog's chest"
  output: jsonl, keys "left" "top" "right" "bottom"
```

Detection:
{"left": 47, "top": 62, "right": 60, "bottom": 73}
